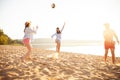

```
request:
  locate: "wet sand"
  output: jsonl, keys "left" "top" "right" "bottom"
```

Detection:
{"left": 0, "top": 45, "right": 120, "bottom": 80}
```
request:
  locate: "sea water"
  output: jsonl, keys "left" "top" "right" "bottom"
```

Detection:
{"left": 48, "top": 45, "right": 120, "bottom": 57}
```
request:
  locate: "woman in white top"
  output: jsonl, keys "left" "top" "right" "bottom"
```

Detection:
{"left": 51, "top": 22, "right": 65, "bottom": 54}
{"left": 21, "top": 21, "right": 38, "bottom": 62}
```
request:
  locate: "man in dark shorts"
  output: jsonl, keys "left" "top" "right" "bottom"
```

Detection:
{"left": 103, "top": 23, "right": 119, "bottom": 64}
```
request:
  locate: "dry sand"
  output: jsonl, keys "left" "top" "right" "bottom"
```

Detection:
{"left": 0, "top": 45, "right": 120, "bottom": 80}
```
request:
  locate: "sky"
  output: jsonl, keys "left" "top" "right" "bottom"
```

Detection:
{"left": 0, "top": 0, "right": 120, "bottom": 40}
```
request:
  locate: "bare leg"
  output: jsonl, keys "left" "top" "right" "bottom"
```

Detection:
{"left": 56, "top": 44, "right": 58, "bottom": 52}
{"left": 55, "top": 40, "right": 58, "bottom": 52}
{"left": 104, "top": 49, "right": 108, "bottom": 63}
{"left": 57, "top": 42, "right": 60, "bottom": 53}
{"left": 56, "top": 41, "right": 61, "bottom": 53}
{"left": 53, "top": 41, "right": 60, "bottom": 59}
{"left": 22, "top": 43, "right": 32, "bottom": 61}
{"left": 26, "top": 43, "right": 32, "bottom": 59}
{"left": 110, "top": 48, "right": 115, "bottom": 64}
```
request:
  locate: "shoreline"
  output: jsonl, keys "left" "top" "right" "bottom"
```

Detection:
{"left": 0, "top": 45, "right": 120, "bottom": 80}
{"left": 32, "top": 44, "right": 120, "bottom": 57}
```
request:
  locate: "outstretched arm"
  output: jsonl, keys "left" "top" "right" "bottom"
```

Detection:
{"left": 32, "top": 26, "right": 38, "bottom": 34}
{"left": 61, "top": 22, "right": 65, "bottom": 32}
{"left": 113, "top": 30, "right": 119, "bottom": 44}
{"left": 51, "top": 33, "right": 56, "bottom": 38}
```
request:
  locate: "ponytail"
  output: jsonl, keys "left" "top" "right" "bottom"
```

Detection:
{"left": 24, "top": 26, "right": 27, "bottom": 32}
{"left": 24, "top": 21, "right": 30, "bottom": 32}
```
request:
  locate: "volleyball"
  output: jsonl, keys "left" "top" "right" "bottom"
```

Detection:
{"left": 51, "top": 3, "right": 55, "bottom": 8}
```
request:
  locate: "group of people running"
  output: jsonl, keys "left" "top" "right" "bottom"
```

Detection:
{"left": 21, "top": 21, "right": 119, "bottom": 64}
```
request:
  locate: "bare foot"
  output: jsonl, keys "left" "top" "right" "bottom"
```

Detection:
{"left": 20, "top": 57, "right": 25, "bottom": 62}
{"left": 26, "top": 57, "right": 32, "bottom": 61}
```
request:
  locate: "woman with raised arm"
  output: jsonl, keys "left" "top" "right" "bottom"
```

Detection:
{"left": 21, "top": 21, "right": 38, "bottom": 62}
{"left": 51, "top": 22, "right": 66, "bottom": 59}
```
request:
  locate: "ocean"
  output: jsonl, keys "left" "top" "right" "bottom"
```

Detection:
{"left": 31, "top": 38, "right": 120, "bottom": 57}
{"left": 48, "top": 45, "right": 120, "bottom": 57}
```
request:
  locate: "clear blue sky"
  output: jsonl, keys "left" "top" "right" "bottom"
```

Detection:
{"left": 0, "top": 0, "right": 120, "bottom": 40}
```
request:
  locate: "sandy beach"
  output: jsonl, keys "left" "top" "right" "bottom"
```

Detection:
{"left": 0, "top": 45, "right": 120, "bottom": 80}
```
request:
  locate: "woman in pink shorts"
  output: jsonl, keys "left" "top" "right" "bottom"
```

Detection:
{"left": 23, "top": 38, "right": 30, "bottom": 44}
{"left": 21, "top": 21, "right": 38, "bottom": 62}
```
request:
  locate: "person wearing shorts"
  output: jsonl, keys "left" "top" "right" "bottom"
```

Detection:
{"left": 51, "top": 22, "right": 65, "bottom": 59}
{"left": 21, "top": 21, "right": 38, "bottom": 62}
{"left": 23, "top": 38, "right": 30, "bottom": 44}
{"left": 103, "top": 23, "right": 119, "bottom": 64}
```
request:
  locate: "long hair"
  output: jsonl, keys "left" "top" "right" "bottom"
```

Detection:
{"left": 56, "top": 27, "right": 61, "bottom": 34}
{"left": 24, "top": 22, "right": 30, "bottom": 32}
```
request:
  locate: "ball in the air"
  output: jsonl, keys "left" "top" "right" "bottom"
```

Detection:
{"left": 51, "top": 3, "right": 55, "bottom": 8}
